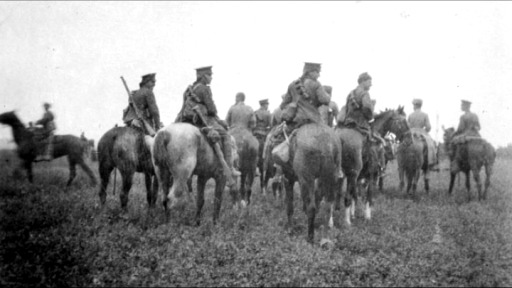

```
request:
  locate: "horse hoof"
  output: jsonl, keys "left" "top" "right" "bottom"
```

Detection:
{"left": 241, "top": 200, "right": 247, "bottom": 208}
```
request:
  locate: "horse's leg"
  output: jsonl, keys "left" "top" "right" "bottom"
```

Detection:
{"left": 240, "top": 173, "right": 246, "bottom": 206}
{"left": 335, "top": 176, "right": 344, "bottom": 211}
{"left": 345, "top": 174, "right": 357, "bottom": 226}
{"left": 212, "top": 176, "right": 226, "bottom": 225}
{"left": 195, "top": 175, "right": 207, "bottom": 226}
{"left": 448, "top": 172, "right": 457, "bottom": 195}
{"left": 472, "top": 166, "right": 482, "bottom": 201}
{"left": 24, "top": 160, "right": 33, "bottom": 183}
{"left": 246, "top": 167, "right": 255, "bottom": 206}
{"left": 98, "top": 162, "right": 113, "bottom": 206}
{"left": 66, "top": 159, "right": 77, "bottom": 187}
{"left": 365, "top": 175, "right": 375, "bottom": 220}
{"left": 144, "top": 173, "right": 154, "bottom": 208}
{"left": 465, "top": 171, "right": 472, "bottom": 202}
{"left": 299, "top": 176, "right": 316, "bottom": 243}
{"left": 77, "top": 158, "right": 97, "bottom": 186}
{"left": 484, "top": 164, "right": 492, "bottom": 200}
{"left": 424, "top": 168, "right": 430, "bottom": 194}
{"left": 120, "top": 170, "right": 134, "bottom": 211}
{"left": 398, "top": 162, "right": 405, "bottom": 192}
{"left": 285, "top": 178, "right": 295, "bottom": 228}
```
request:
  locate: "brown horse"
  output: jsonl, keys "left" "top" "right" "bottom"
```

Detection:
{"left": 229, "top": 126, "right": 259, "bottom": 206}
{"left": 0, "top": 111, "right": 97, "bottom": 186}
{"left": 334, "top": 107, "right": 408, "bottom": 226}
{"left": 97, "top": 126, "right": 157, "bottom": 210}
{"left": 148, "top": 122, "right": 239, "bottom": 225}
{"left": 262, "top": 125, "right": 287, "bottom": 200}
{"left": 395, "top": 126, "right": 431, "bottom": 197}
{"left": 443, "top": 127, "right": 495, "bottom": 201}
{"left": 269, "top": 122, "right": 341, "bottom": 243}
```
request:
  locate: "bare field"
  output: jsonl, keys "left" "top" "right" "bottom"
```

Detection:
{"left": 1, "top": 149, "right": 511, "bottom": 287}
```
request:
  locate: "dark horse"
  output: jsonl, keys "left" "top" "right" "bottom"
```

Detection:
{"left": 395, "top": 125, "right": 432, "bottom": 198}
{"left": 149, "top": 122, "right": 239, "bottom": 225}
{"left": 229, "top": 126, "right": 259, "bottom": 206}
{"left": 0, "top": 111, "right": 97, "bottom": 186}
{"left": 443, "top": 127, "right": 495, "bottom": 201}
{"left": 334, "top": 107, "right": 408, "bottom": 226}
{"left": 97, "top": 126, "right": 157, "bottom": 210}
{"left": 267, "top": 122, "right": 342, "bottom": 243}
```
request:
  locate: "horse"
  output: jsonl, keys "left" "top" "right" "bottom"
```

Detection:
{"left": 443, "top": 127, "right": 495, "bottom": 201}
{"left": 0, "top": 111, "right": 97, "bottom": 186}
{"left": 266, "top": 122, "right": 341, "bottom": 243}
{"left": 229, "top": 126, "right": 259, "bottom": 206}
{"left": 97, "top": 126, "right": 157, "bottom": 210}
{"left": 148, "top": 122, "right": 239, "bottom": 226}
{"left": 395, "top": 126, "right": 431, "bottom": 197}
{"left": 262, "top": 125, "right": 287, "bottom": 200}
{"left": 378, "top": 134, "right": 397, "bottom": 191}
{"left": 334, "top": 107, "right": 408, "bottom": 227}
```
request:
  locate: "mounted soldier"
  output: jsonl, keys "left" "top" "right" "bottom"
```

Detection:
{"left": 226, "top": 92, "right": 256, "bottom": 130}
{"left": 175, "top": 66, "right": 241, "bottom": 187}
{"left": 34, "top": 102, "right": 56, "bottom": 161}
{"left": 318, "top": 85, "right": 339, "bottom": 127}
{"left": 450, "top": 99, "right": 481, "bottom": 173}
{"left": 266, "top": 62, "right": 342, "bottom": 179}
{"left": 408, "top": 98, "right": 438, "bottom": 169}
{"left": 122, "top": 73, "right": 162, "bottom": 136}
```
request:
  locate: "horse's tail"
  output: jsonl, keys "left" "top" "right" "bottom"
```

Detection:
{"left": 153, "top": 129, "right": 172, "bottom": 171}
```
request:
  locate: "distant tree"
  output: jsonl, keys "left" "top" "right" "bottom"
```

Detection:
{"left": 496, "top": 144, "right": 512, "bottom": 159}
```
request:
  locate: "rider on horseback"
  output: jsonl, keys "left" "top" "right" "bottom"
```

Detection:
{"left": 175, "top": 66, "right": 241, "bottom": 187}
{"left": 226, "top": 92, "right": 256, "bottom": 130}
{"left": 408, "top": 98, "right": 439, "bottom": 170}
{"left": 450, "top": 99, "right": 481, "bottom": 173}
{"left": 34, "top": 102, "right": 56, "bottom": 162}
{"left": 122, "top": 73, "right": 163, "bottom": 135}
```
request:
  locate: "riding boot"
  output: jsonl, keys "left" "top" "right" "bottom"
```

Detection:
{"left": 222, "top": 135, "right": 241, "bottom": 178}
{"left": 42, "top": 135, "right": 53, "bottom": 161}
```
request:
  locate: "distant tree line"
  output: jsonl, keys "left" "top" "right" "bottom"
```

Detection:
{"left": 496, "top": 144, "right": 512, "bottom": 159}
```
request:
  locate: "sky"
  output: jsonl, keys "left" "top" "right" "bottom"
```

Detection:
{"left": 0, "top": 1, "right": 511, "bottom": 147}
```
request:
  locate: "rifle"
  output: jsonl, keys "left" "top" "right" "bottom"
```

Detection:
{"left": 120, "top": 76, "right": 156, "bottom": 136}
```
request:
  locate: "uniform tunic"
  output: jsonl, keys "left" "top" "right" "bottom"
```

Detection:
{"left": 280, "top": 77, "right": 331, "bottom": 125}
{"left": 456, "top": 111, "right": 481, "bottom": 137}
{"left": 408, "top": 110, "right": 431, "bottom": 132}
{"left": 226, "top": 102, "right": 256, "bottom": 130}
{"left": 253, "top": 108, "right": 272, "bottom": 137}
{"left": 343, "top": 85, "right": 374, "bottom": 131}
{"left": 408, "top": 109, "right": 436, "bottom": 165}
{"left": 36, "top": 110, "right": 56, "bottom": 134}
{"left": 124, "top": 87, "right": 161, "bottom": 130}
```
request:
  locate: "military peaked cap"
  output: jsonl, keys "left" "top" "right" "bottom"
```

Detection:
{"left": 412, "top": 99, "right": 423, "bottom": 106}
{"left": 358, "top": 72, "right": 372, "bottom": 84}
{"left": 303, "top": 62, "right": 322, "bottom": 73}
{"left": 461, "top": 99, "right": 472, "bottom": 106}
{"left": 196, "top": 66, "right": 213, "bottom": 77}
{"left": 141, "top": 73, "right": 156, "bottom": 85}
{"left": 43, "top": 102, "right": 51, "bottom": 108}
{"left": 259, "top": 99, "right": 269, "bottom": 105}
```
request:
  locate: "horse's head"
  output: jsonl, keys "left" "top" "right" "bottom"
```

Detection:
{"left": 443, "top": 126, "right": 456, "bottom": 145}
{"left": 0, "top": 111, "right": 21, "bottom": 126}
{"left": 373, "top": 106, "right": 409, "bottom": 139}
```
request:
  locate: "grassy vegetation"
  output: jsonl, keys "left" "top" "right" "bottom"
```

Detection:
{"left": 1, "top": 149, "right": 511, "bottom": 287}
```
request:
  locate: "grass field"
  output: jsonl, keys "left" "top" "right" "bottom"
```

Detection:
{"left": 1, "top": 149, "right": 511, "bottom": 287}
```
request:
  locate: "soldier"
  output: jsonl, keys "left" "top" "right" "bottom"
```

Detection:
{"left": 226, "top": 92, "right": 256, "bottom": 130}
{"left": 451, "top": 99, "right": 481, "bottom": 172}
{"left": 35, "top": 102, "right": 56, "bottom": 161}
{"left": 253, "top": 99, "right": 272, "bottom": 141}
{"left": 280, "top": 62, "right": 331, "bottom": 131}
{"left": 318, "top": 85, "right": 339, "bottom": 127}
{"left": 176, "top": 66, "right": 241, "bottom": 186}
{"left": 408, "top": 98, "right": 438, "bottom": 168}
{"left": 122, "top": 73, "right": 162, "bottom": 135}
